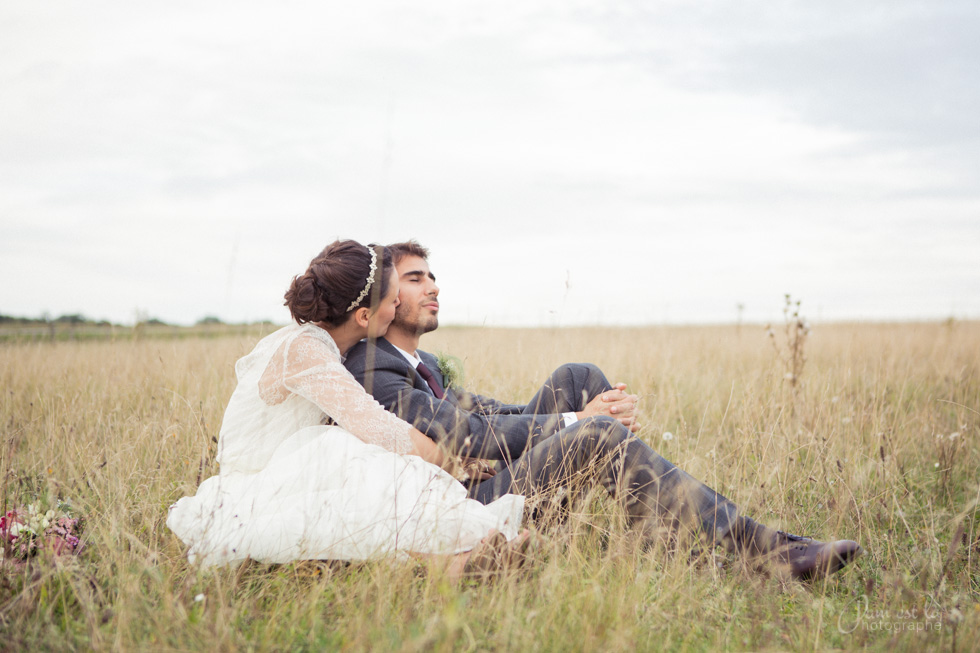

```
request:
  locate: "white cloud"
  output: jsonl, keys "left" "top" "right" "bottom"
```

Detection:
{"left": 1, "top": 0, "right": 978, "bottom": 325}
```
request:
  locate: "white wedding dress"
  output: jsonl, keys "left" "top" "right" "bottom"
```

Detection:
{"left": 166, "top": 324, "right": 524, "bottom": 568}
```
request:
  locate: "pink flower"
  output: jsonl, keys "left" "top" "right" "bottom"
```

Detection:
{"left": 0, "top": 501, "right": 84, "bottom": 560}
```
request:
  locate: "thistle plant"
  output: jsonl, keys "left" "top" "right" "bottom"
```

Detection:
{"left": 766, "top": 294, "right": 810, "bottom": 394}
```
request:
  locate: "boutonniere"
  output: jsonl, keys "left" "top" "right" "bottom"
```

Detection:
{"left": 435, "top": 352, "right": 465, "bottom": 391}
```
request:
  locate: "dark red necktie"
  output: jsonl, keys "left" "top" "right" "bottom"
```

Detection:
{"left": 415, "top": 362, "right": 445, "bottom": 399}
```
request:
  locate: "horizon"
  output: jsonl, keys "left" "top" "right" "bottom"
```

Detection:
{"left": 2, "top": 308, "right": 973, "bottom": 331}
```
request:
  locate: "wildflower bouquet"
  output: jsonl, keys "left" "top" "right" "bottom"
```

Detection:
{"left": 0, "top": 499, "right": 84, "bottom": 561}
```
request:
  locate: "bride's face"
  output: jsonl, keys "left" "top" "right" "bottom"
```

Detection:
{"left": 366, "top": 268, "right": 401, "bottom": 338}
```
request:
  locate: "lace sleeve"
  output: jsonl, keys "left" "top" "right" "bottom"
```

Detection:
{"left": 274, "top": 330, "right": 415, "bottom": 454}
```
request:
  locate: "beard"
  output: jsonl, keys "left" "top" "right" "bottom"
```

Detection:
{"left": 392, "top": 306, "right": 438, "bottom": 336}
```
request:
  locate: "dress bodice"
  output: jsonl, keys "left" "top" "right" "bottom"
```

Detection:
{"left": 216, "top": 324, "right": 413, "bottom": 474}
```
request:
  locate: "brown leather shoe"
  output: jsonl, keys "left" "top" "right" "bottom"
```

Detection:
{"left": 765, "top": 531, "right": 864, "bottom": 580}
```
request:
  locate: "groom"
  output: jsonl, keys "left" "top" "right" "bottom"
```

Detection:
{"left": 344, "top": 241, "right": 863, "bottom": 579}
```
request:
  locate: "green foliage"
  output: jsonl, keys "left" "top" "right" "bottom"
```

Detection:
{"left": 435, "top": 351, "right": 465, "bottom": 390}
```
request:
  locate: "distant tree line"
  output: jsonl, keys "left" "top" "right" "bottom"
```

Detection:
{"left": 0, "top": 313, "right": 112, "bottom": 326}
{"left": 0, "top": 313, "right": 276, "bottom": 327}
{"left": 0, "top": 313, "right": 281, "bottom": 343}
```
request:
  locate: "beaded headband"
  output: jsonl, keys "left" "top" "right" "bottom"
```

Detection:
{"left": 346, "top": 246, "right": 378, "bottom": 312}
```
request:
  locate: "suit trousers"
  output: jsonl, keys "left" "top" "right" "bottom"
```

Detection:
{"left": 468, "top": 364, "right": 745, "bottom": 546}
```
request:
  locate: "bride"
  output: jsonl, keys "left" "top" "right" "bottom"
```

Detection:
{"left": 167, "top": 240, "right": 525, "bottom": 574}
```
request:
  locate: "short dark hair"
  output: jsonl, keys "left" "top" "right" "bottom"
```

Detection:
{"left": 283, "top": 240, "right": 393, "bottom": 327}
{"left": 387, "top": 240, "right": 429, "bottom": 266}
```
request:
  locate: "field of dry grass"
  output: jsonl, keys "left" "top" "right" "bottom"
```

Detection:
{"left": 1, "top": 321, "right": 978, "bottom": 650}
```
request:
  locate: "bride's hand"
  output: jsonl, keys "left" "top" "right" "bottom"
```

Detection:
{"left": 438, "top": 455, "right": 495, "bottom": 482}
{"left": 406, "top": 427, "right": 497, "bottom": 481}
{"left": 460, "top": 457, "right": 497, "bottom": 481}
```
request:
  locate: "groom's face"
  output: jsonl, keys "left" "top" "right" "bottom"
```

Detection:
{"left": 392, "top": 255, "right": 440, "bottom": 336}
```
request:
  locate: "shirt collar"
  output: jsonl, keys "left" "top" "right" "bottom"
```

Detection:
{"left": 390, "top": 342, "right": 423, "bottom": 369}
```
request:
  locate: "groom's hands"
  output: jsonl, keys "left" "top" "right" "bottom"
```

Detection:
{"left": 577, "top": 383, "right": 640, "bottom": 432}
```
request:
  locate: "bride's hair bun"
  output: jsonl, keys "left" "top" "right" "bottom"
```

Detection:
{"left": 284, "top": 240, "right": 393, "bottom": 326}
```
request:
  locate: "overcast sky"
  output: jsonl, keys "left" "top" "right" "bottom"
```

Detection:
{"left": 2, "top": 0, "right": 978, "bottom": 327}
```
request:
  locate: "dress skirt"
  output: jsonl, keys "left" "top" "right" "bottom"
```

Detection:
{"left": 167, "top": 425, "right": 524, "bottom": 567}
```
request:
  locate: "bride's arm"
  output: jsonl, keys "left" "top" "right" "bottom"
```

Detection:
{"left": 281, "top": 332, "right": 452, "bottom": 468}
{"left": 407, "top": 427, "right": 445, "bottom": 466}
{"left": 406, "top": 428, "right": 495, "bottom": 479}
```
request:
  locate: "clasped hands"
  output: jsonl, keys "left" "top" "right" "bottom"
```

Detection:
{"left": 575, "top": 382, "right": 641, "bottom": 432}
{"left": 433, "top": 382, "right": 640, "bottom": 481}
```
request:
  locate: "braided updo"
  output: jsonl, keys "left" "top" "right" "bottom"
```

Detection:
{"left": 284, "top": 240, "right": 394, "bottom": 327}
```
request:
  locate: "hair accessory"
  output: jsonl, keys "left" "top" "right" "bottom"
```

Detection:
{"left": 346, "top": 246, "right": 378, "bottom": 311}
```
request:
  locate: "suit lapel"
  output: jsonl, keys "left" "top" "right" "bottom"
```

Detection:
{"left": 373, "top": 338, "right": 436, "bottom": 396}
{"left": 419, "top": 349, "right": 459, "bottom": 406}
{"left": 369, "top": 337, "right": 457, "bottom": 405}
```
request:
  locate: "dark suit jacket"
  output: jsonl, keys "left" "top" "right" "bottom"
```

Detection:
{"left": 344, "top": 337, "right": 561, "bottom": 460}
